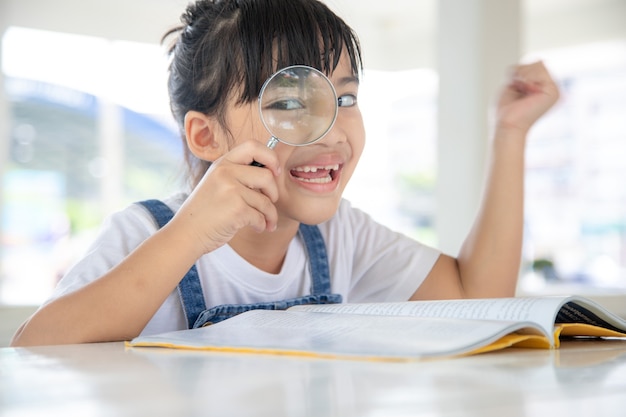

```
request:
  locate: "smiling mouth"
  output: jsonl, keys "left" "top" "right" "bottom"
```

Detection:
{"left": 290, "top": 164, "right": 341, "bottom": 184}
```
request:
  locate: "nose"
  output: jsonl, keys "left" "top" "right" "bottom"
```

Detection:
{"left": 316, "top": 114, "right": 347, "bottom": 146}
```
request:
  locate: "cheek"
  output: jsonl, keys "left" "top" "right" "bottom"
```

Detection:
{"left": 255, "top": 118, "right": 273, "bottom": 144}
{"left": 225, "top": 105, "right": 271, "bottom": 147}
{"left": 273, "top": 145, "right": 295, "bottom": 166}
{"left": 348, "top": 113, "right": 366, "bottom": 159}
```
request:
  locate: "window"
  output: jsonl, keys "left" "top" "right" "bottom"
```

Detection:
{"left": 521, "top": 41, "right": 626, "bottom": 292}
{"left": 4, "top": 28, "right": 623, "bottom": 305}
{"left": 1, "top": 28, "right": 181, "bottom": 304}
{"left": 345, "top": 69, "right": 438, "bottom": 245}
{"left": 0, "top": 27, "right": 440, "bottom": 305}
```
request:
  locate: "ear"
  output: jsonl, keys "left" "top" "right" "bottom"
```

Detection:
{"left": 184, "top": 110, "right": 227, "bottom": 161}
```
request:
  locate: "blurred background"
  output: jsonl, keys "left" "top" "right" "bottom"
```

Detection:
{"left": 0, "top": 0, "right": 625, "bottom": 316}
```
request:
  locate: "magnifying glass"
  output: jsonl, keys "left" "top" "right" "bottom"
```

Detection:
{"left": 252, "top": 65, "right": 337, "bottom": 166}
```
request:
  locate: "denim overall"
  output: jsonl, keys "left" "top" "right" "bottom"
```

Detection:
{"left": 138, "top": 200, "right": 342, "bottom": 329}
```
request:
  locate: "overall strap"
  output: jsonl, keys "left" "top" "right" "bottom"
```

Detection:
{"left": 138, "top": 200, "right": 336, "bottom": 329}
{"left": 137, "top": 199, "right": 207, "bottom": 329}
{"left": 191, "top": 225, "right": 341, "bottom": 328}
{"left": 298, "top": 223, "right": 332, "bottom": 294}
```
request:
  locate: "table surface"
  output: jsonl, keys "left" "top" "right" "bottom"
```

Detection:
{"left": 2, "top": 339, "right": 626, "bottom": 417}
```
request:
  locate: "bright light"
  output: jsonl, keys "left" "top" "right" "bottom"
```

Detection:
{"left": 2, "top": 26, "right": 171, "bottom": 115}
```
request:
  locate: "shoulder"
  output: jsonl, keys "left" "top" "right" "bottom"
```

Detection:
{"left": 108, "top": 193, "right": 188, "bottom": 234}
{"left": 49, "top": 193, "right": 189, "bottom": 300}
{"left": 320, "top": 199, "right": 441, "bottom": 302}
{"left": 131, "top": 193, "right": 188, "bottom": 221}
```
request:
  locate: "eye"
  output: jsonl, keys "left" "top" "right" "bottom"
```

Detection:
{"left": 265, "top": 98, "right": 305, "bottom": 111}
{"left": 338, "top": 94, "right": 357, "bottom": 107}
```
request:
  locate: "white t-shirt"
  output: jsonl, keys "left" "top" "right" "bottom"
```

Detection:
{"left": 50, "top": 193, "right": 441, "bottom": 336}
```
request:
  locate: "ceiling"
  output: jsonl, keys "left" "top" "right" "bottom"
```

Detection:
{"left": 1, "top": 0, "right": 625, "bottom": 70}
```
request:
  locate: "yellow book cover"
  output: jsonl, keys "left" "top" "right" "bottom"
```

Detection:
{"left": 128, "top": 295, "right": 626, "bottom": 361}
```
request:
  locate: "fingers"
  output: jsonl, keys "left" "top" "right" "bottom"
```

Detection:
{"left": 511, "top": 61, "right": 549, "bottom": 83}
{"left": 509, "top": 61, "right": 560, "bottom": 101}
{"left": 207, "top": 142, "right": 281, "bottom": 224}
{"left": 219, "top": 140, "right": 281, "bottom": 203}
{"left": 238, "top": 182, "right": 279, "bottom": 232}
{"left": 226, "top": 140, "right": 282, "bottom": 178}
{"left": 496, "top": 61, "right": 560, "bottom": 133}
{"left": 175, "top": 140, "right": 282, "bottom": 252}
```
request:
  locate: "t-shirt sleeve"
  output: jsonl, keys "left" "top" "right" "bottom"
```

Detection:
{"left": 323, "top": 200, "right": 441, "bottom": 303}
{"left": 46, "top": 203, "right": 159, "bottom": 302}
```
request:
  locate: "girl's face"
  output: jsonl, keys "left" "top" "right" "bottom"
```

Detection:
{"left": 223, "top": 54, "right": 364, "bottom": 226}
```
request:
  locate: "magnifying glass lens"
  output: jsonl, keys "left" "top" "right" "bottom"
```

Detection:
{"left": 259, "top": 66, "right": 337, "bottom": 147}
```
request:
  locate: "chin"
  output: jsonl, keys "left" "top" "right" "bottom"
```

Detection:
{"left": 299, "top": 212, "right": 336, "bottom": 226}
{"left": 282, "top": 198, "right": 341, "bottom": 226}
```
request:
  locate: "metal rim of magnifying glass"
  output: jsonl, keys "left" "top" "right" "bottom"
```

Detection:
{"left": 258, "top": 65, "right": 338, "bottom": 148}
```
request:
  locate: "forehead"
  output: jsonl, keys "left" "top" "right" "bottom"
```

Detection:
{"left": 327, "top": 52, "right": 360, "bottom": 87}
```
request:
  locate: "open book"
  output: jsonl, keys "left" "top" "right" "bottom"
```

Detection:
{"left": 127, "top": 295, "right": 626, "bottom": 361}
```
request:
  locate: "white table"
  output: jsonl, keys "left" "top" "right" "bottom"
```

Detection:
{"left": 2, "top": 340, "right": 626, "bottom": 416}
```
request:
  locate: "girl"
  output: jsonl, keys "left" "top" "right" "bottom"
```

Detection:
{"left": 11, "top": 0, "right": 559, "bottom": 346}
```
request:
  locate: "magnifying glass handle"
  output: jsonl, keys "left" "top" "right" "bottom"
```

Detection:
{"left": 266, "top": 137, "right": 279, "bottom": 149}
{"left": 250, "top": 136, "right": 280, "bottom": 167}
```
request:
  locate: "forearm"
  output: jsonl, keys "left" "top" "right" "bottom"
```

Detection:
{"left": 11, "top": 222, "right": 202, "bottom": 346}
{"left": 415, "top": 61, "right": 558, "bottom": 301}
{"left": 456, "top": 128, "right": 526, "bottom": 297}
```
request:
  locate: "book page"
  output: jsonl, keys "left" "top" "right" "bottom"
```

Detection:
{"left": 128, "top": 310, "right": 546, "bottom": 360}
{"left": 290, "top": 297, "right": 575, "bottom": 340}
{"left": 555, "top": 301, "right": 626, "bottom": 333}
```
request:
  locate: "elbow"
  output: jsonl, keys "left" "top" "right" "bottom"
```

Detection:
{"left": 9, "top": 321, "right": 31, "bottom": 347}
{"left": 9, "top": 317, "right": 66, "bottom": 347}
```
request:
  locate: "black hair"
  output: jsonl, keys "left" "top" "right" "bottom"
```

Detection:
{"left": 163, "top": 0, "right": 362, "bottom": 186}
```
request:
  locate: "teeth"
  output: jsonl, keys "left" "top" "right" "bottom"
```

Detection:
{"left": 292, "top": 164, "right": 339, "bottom": 172}
{"left": 296, "top": 176, "right": 332, "bottom": 184}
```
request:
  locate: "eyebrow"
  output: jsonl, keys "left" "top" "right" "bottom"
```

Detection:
{"left": 335, "top": 75, "right": 360, "bottom": 87}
